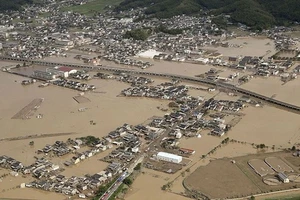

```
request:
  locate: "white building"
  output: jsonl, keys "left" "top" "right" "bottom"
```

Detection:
{"left": 157, "top": 152, "right": 182, "bottom": 163}
{"left": 195, "top": 57, "right": 209, "bottom": 64}
{"left": 55, "top": 39, "right": 74, "bottom": 47}
{"left": 46, "top": 66, "right": 77, "bottom": 78}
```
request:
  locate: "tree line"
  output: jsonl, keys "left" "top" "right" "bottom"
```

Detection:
{"left": 116, "top": 0, "right": 300, "bottom": 30}
{"left": 0, "top": 0, "right": 33, "bottom": 11}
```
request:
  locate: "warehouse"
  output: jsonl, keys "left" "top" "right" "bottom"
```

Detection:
{"left": 33, "top": 70, "right": 57, "bottom": 80}
{"left": 46, "top": 66, "right": 77, "bottom": 78}
{"left": 157, "top": 152, "right": 182, "bottom": 163}
{"left": 278, "top": 172, "right": 289, "bottom": 183}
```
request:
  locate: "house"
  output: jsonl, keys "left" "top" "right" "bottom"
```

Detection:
{"left": 78, "top": 153, "right": 86, "bottom": 160}
{"left": 84, "top": 151, "right": 93, "bottom": 158}
{"left": 112, "top": 141, "right": 123, "bottom": 146}
{"left": 72, "top": 156, "right": 80, "bottom": 164}
{"left": 51, "top": 165, "right": 59, "bottom": 171}
{"left": 294, "top": 65, "right": 300, "bottom": 73}
{"left": 77, "top": 184, "right": 88, "bottom": 191}
{"left": 195, "top": 57, "right": 209, "bottom": 64}
{"left": 145, "top": 132, "right": 158, "bottom": 140}
{"left": 228, "top": 57, "right": 238, "bottom": 63}
{"left": 0, "top": 156, "right": 7, "bottom": 164}
{"left": 179, "top": 148, "right": 196, "bottom": 155}
{"left": 131, "top": 146, "right": 139, "bottom": 153}
{"left": 108, "top": 131, "right": 120, "bottom": 139}
{"left": 211, "top": 128, "right": 225, "bottom": 137}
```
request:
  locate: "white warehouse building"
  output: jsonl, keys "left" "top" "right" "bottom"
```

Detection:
{"left": 157, "top": 152, "right": 182, "bottom": 163}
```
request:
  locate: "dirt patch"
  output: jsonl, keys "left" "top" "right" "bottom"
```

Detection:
{"left": 184, "top": 158, "right": 261, "bottom": 199}
{"left": 248, "top": 158, "right": 275, "bottom": 177}
{"left": 288, "top": 174, "right": 300, "bottom": 183}
{"left": 144, "top": 159, "right": 185, "bottom": 174}
{"left": 263, "top": 177, "right": 281, "bottom": 186}
{"left": 265, "top": 157, "right": 294, "bottom": 173}
{"left": 73, "top": 95, "right": 90, "bottom": 103}
{"left": 285, "top": 156, "right": 300, "bottom": 168}
{"left": 11, "top": 98, "right": 44, "bottom": 119}
{"left": 184, "top": 151, "right": 300, "bottom": 199}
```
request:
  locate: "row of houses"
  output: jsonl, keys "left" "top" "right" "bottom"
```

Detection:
{"left": 121, "top": 83, "right": 188, "bottom": 100}
{"left": 26, "top": 170, "right": 114, "bottom": 197}
{"left": 0, "top": 156, "right": 24, "bottom": 172}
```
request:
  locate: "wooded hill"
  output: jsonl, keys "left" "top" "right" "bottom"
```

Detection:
{"left": 116, "top": 0, "right": 300, "bottom": 30}
{"left": 0, "top": 0, "right": 33, "bottom": 11}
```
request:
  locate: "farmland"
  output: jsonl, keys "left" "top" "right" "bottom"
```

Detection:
{"left": 184, "top": 151, "right": 300, "bottom": 199}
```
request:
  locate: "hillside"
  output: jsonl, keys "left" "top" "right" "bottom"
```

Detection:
{"left": 116, "top": 0, "right": 300, "bottom": 29}
{"left": 0, "top": 0, "right": 33, "bottom": 11}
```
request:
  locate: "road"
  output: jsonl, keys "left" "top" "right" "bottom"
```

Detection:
{"left": 99, "top": 171, "right": 127, "bottom": 200}
{"left": 98, "top": 155, "right": 145, "bottom": 200}
{"left": 1, "top": 56, "right": 300, "bottom": 113}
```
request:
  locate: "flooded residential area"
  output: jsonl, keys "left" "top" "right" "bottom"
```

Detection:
{"left": 0, "top": 0, "right": 300, "bottom": 200}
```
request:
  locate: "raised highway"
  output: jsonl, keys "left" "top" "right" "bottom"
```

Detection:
{"left": 1, "top": 56, "right": 300, "bottom": 113}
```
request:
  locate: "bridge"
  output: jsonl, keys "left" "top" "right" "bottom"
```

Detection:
{"left": 1, "top": 56, "right": 300, "bottom": 113}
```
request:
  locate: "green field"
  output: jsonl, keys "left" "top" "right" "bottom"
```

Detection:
{"left": 61, "top": 0, "right": 123, "bottom": 15}
{"left": 266, "top": 196, "right": 300, "bottom": 200}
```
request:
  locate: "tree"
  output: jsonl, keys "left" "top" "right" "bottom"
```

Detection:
{"left": 161, "top": 184, "right": 168, "bottom": 190}
{"left": 124, "top": 28, "right": 152, "bottom": 41}
{"left": 221, "top": 137, "right": 230, "bottom": 144}
{"left": 134, "top": 163, "right": 141, "bottom": 171}
{"left": 292, "top": 146, "right": 296, "bottom": 151}
{"left": 259, "top": 144, "right": 266, "bottom": 148}
{"left": 256, "top": 144, "right": 266, "bottom": 149}
{"left": 29, "top": 141, "right": 34, "bottom": 146}
{"left": 181, "top": 171, "right": 185, "bottom": 177}
{"left": 168, "top": 101, "right": 179, "bottom": 108}
{"left": 123, "top": 177, "right": 133, "bottom": 186}
{"left": 250, "top": 196, "right": 255, "bottom": 200}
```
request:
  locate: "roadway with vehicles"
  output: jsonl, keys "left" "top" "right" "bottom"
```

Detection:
{"left": 99, "top": 171, "right": 128, "bottom": 200}
{"left": 1, "top": 56, "right": 300, "bottom": 113}
{"left": 98, "top": 155, "right": 145, "bottom": 200}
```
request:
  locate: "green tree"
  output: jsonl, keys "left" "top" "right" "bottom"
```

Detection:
{"left": 124, "top": 28, "right": 152, "bottom": 41}
{"left": 134, "top": 163, "right": 142, "bottom": 171}
{"left": 123, "top": 177, "right": 133, "bottom": 186}
{"left": 161, "top": 184, "right": 167, "bottom": 190}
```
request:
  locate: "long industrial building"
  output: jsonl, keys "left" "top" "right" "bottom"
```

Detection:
{"left": 157, "top": 152, "right": 182, "bottom": 163}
